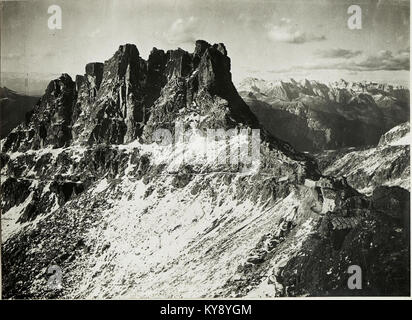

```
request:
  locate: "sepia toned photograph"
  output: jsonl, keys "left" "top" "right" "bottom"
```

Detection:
{"left": 0, "top": 0, "right": 410, "bottom": 302}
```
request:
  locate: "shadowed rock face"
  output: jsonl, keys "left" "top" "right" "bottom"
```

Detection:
{"left": 72, "top": 44, "right": 145, "bottom": 144}
{"left": 0, "top": 87, "right": 40, "bottom": 138}
{"left": 277, "top": 185, "right": 410, "bottom": 297}
{"left": 142, "top": 41, "right": 262, "bottom": 142}
{"left": 3, "top": 74, "right": 76, "bottom": 152}
{"left": 85, "top": 63, "right": 104, "bottom": 90}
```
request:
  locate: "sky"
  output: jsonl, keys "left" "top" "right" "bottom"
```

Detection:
{"left": 1, "top": 0, "right": 410, "bottom": 94}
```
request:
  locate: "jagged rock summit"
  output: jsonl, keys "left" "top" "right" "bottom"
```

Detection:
{"left": 3, "top": 41, "right": 264, "bottom": 153}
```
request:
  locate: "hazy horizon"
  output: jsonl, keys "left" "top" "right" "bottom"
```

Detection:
{"left": 1, "top": 0, "right": 410, "bottom": 94}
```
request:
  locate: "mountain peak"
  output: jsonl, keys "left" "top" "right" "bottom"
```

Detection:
{"left": 194, "top": 39, "right": 211, "bottom": 56}
{"left": 2, "top": 41, "right": 270, "bottom": 153}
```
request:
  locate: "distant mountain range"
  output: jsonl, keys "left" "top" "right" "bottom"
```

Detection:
{"left": 1, "top": 72, "right": 60, "bottom": 96}
{"left": 238, "top": 77, "right": 409, "bottom": 152}
{"left": 0, "top": 87, "right": 39, "bottom": 138}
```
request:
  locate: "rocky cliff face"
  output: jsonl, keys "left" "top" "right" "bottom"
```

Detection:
{"left": 317, "top": 122, "right": 410, "bottom": 194}
{"left": 1, "top": 41, "right": 409, "bottom": 298}
{"left": 238, "top": 78, "right": 409, "bottom": 152}
{"left": 4, "top": 41, "right": 265, "bottom": 152}
{"left": 378, "top": 121, "right": 410, "bottom": 146}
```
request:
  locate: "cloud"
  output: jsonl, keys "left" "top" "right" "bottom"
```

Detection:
{"left": 353, "top": 49, "right": 409, "bottom": 71}
{"left": 267, "top": 18, "right": 326, "bottom": 44}
{"left": 2, "top": 53, "right": 23, "bottom": 60}
{"left": 271, "top": 48, "right": 409, "bottom": 72}
{"left": 398, "top": 47, "right": 410, "bottom": 54}
{"left": 2, "top": 51, "right": 54, "bottom": 61}
{"left": 280, "top": 17, "right": 291, "bottom": 24}
{"left": 237, "top": 13, "right": 259, "bottom": 25}
{"left": 315, "top": 48, "right": 362, "bottom": 59}
{"left": 89, "top": 28, "right": 102, "bottom": 38}
{"left": 164, "top": 16, "right": 199, "bottom": 45}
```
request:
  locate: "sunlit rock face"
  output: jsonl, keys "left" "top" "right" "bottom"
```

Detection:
{"left": 317, "top": 122, "right": 410, "bottom": 195}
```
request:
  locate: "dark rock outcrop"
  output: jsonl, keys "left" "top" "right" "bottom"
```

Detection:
{"left": 278, "top": 186, "right": 410, "bottom": 296}
{"left": 3, "top": 74, "right": 76, "bottom": 152}
{"left": 142, "top": 40, "right": 262, "bottom": 142}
